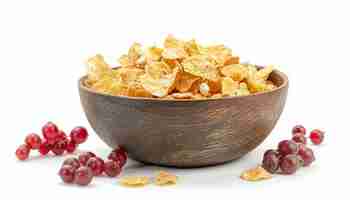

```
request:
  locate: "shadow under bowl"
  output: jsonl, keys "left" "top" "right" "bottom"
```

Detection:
{"left": 78, "top": 70, "right": 288, "bottom": 168}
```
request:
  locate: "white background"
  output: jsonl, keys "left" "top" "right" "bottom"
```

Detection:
{"left": 1, "top": 0, "right": 349, "bottom": 199}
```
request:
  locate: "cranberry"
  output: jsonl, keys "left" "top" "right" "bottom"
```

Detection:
{"left": 310, "top": 129, "right": 324, "bottom": 145}
{"left": 262, "top": 150, "right": 280, "bottom": 173}
{"left": 25, "top": 133, "right": 42, "bottom": 149}
{"left": 292, "top": 125, "right": 306, "bottom": 135}
{"left": 108, "top": 147, "right": 127, "bottom": 167}
{"left": 70, "top": 127, "right": 88, "bottom": 144}
{"left": 16, "top": 144, "right": 30, "bottom": 160}
{"left": 63, "top": 157, "right": 81, "bottom": 170}
{"left": 78, "top": 152, "right": 96, "bottom": 165}
{"left": 298, "top": 145, "right": 315, "bottom": 166}
{"left": 59, "top": 165, "right": 76, "bottom": 183}
{"left": 57, "top": 130, "right": 67, "bottom": 141}
{"left": 42, "top": 122, "right": 59, "bottom": 142}
{"left": 66, "top": 140, "right": 77, "bottom": 153}
{"left": 51, "top": 139, "right": 67, "bottom": 155}
{"left": 292, "top": 133, "right": 307, "bottom": 144}
{"left": 75, "top": 166, "right": 93, "bottom": 186}
{"left": 86, "top": 157, "right": 104, "bottom": 176}
{"left": 38, "top": 140, "right": 52, "bottom": 155}
{"left": 104, "top": 160, "right": 122, "bottom": 177}
{"left": 280, "top": 154, "right": 299, "bottom": 175}
{"left": 278, "top": 140, "right": 298, "bottom": 156}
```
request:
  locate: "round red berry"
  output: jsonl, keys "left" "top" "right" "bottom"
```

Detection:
{"left": 104, "top": 160, "right": 122, "bottom": 177}
{"left": 62, "top": 157, "right": 81, "bottom": 170}
{"left": 38, "top": 140, "right": 52, "bottom": 155}
{"left": 57, "top": 130, "right": 67, "bottom": 141}
{"left": 280, "top": 154, "right": 299, "bottom": 175}
{"left": 25, "top": 133, "right": 42, "bottom": 149}
{"left": 59, "top": 165, "right": 76, "bottom": 183}
{"left": 292, "top": 133, "right": 307, "bottom": 144}
{"left": 51, "top": 139, "right": 67, "bottom": 155}
{"left": 86, "top": 157, "right": 104, "bottom": 176}
{"left": 298, "top": 145, "right": 315, "bottom": 166}
{"left": 16, "top": 144, "right": 30, "bottom": 161}
{"left": 66, "top": 140, "right": 77, "bottom": 153}
{"left": 309, "top": 129, "right": 324, "bottom": 145}
{"left": 42, "top": 122, "right": 59, "bottom": 142}
{"left": 78, "top": 152, "right": 96, "bottom": 166}
{"left": 70, "top": 127, "right": 88, "bottom": 144}
{"left": 292, "top": 125, "right": 306, "bottom": 135}
{"left": 108, "top": 147, "right": 127, "bottom": 167}
{"left": 278, "top": 140, "right": 298, "bottom": 156}
{"left": 262, "top": 150, "right": 280, "bottom": 173}
{"left": 75, "top": 166, "right": 93, "bottom": 186}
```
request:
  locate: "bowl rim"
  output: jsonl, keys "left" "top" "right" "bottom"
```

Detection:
{"left": 79, "top": 69, "right": 288, "bottom": 102}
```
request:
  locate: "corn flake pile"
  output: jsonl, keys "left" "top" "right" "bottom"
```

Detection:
{"left": 85, "top": 35, "right": 277, "bottom": 99}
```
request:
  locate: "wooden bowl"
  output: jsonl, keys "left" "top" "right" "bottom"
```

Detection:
{"left": 78, "top": 70, "right": 288, "bottom": 168}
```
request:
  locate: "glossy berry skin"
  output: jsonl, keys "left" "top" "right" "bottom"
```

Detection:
{"left": 292, "top": 125, "right": 306, "bottom": 135}
{"left": 292, "top": 133, "right": 307, "bottom": 144}
{"left": 16, "top": 144, "right": 30, "bottom": 160}
{"left": 86, "top": 157, "right": 104, "bottom": 176}
{"left": 25, "top": 133, "right": 42, "bottom": 149}
{"left": 51, "top": 139, "right": 67, "bottom": 155}
{"left": 66, "top": 140, "right": 77, "bottom": 153}
{"left": 298, "top": 145, "right": 315, "bottom": 166}
{"left": 59, "top": 165, "right": 76, "bottom": 183}
{"left": 63, "top": 157, "right": 81, "bottom": 170}
{"left": 108, "top": 147, "right": 127, "bottom": 167}
{"left": 310, "top": 129, "right": 324, "bottom": 145}
{"left": 75, "top": 166, "right": 93, "bottom": 186}
{"left": 70, "top": 127, "right": 88, "bottom": 144}
{"left": 42, "top": 122, "right": 59, "bottom": 142}
{"left": 278, "top": 140, "right": 298, "bottom": 156}
{"left": 78, "top": 152, "right": 96, "bottom": 166}
{"left": 262, "top": 150, "right": 280, "bottom": 173}
{"left": 280, "top": 154, "right": 299, "bottom": 175}
{"left": 104, "top": 160, "right": 122, "bottom": 177}
{"left": 57, "top": 130, "right": 67, "bottom": 141}
{"left": 38, "top": 140, "right": 52, "bottom": 155}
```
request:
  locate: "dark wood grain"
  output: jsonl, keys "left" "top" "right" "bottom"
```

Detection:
{"left": 78, "top": 70, "right": 288, "bottom": 168}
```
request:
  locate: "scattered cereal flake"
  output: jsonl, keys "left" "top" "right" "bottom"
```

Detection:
{"left": 221, "top": 77, "right": 239, "bottom": 96}
{"left": 127, "top": 85, "right": 152, "bottom": 97}
{"left": 235, "top": 82, "right": 251, "bottom": 96}
{"left": 220, "top": 64, "right": 248, "bottom": 82}
{"left": 155, "top": 171, "right": 177, "bottom": 186}
{"left": 118, "top": 43, "right": 143, "bottom": 67}
{"left": 207, "top": 80, "right": 221, "bottom": 94}
{"left": 162, "top": 48, "right": 187, "bottom": 59}
{"left": 145, "top": 46, "right": 163, "bottom": 63}
{"left": 224, "top": 54, "right": 240, "bottom": 65}
{"left": 182, "top": 55, "right": 220, "bottom": 81}
{"left": 86, "top": 54, "right": 112, "bottom": 83}
{"left": 145, "top": 61, "right": 172, "bottom": 80}
{"left": 199, "top": 82, "right": 210, "bottom": 97}
{"left": 175, "top": 72, "right": 200, "bottom": 92}
{"left": 164, "top": 35, "right": 185, "bottom": 49}
{"left": 115, "top": 67, "right": 145, "bottom": 85}
{"left": 171, "top": 92, "right": 193, "bottom": 99}
{"left": 240, "top": 166, "right": 272, "bottom": 182}
{"left": 256, "top": 65, "right": 274, "bottom": 80}
{"left": 120, "top": 176, "right": 149, "bottom": 187}
{"left": 201, "top": 45, "right": 233, "bottom": 66}
{"left": 128, "top": 43, "right": 143, "bottom": 62}
{"left": 140, "top": 68, "right": 179, "bottom": 97}
{"left": 185, "top": 39, "right": 201, "bottom": 56}
{"left": 246, "top": 65, "right": 267, "bottom": 93}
